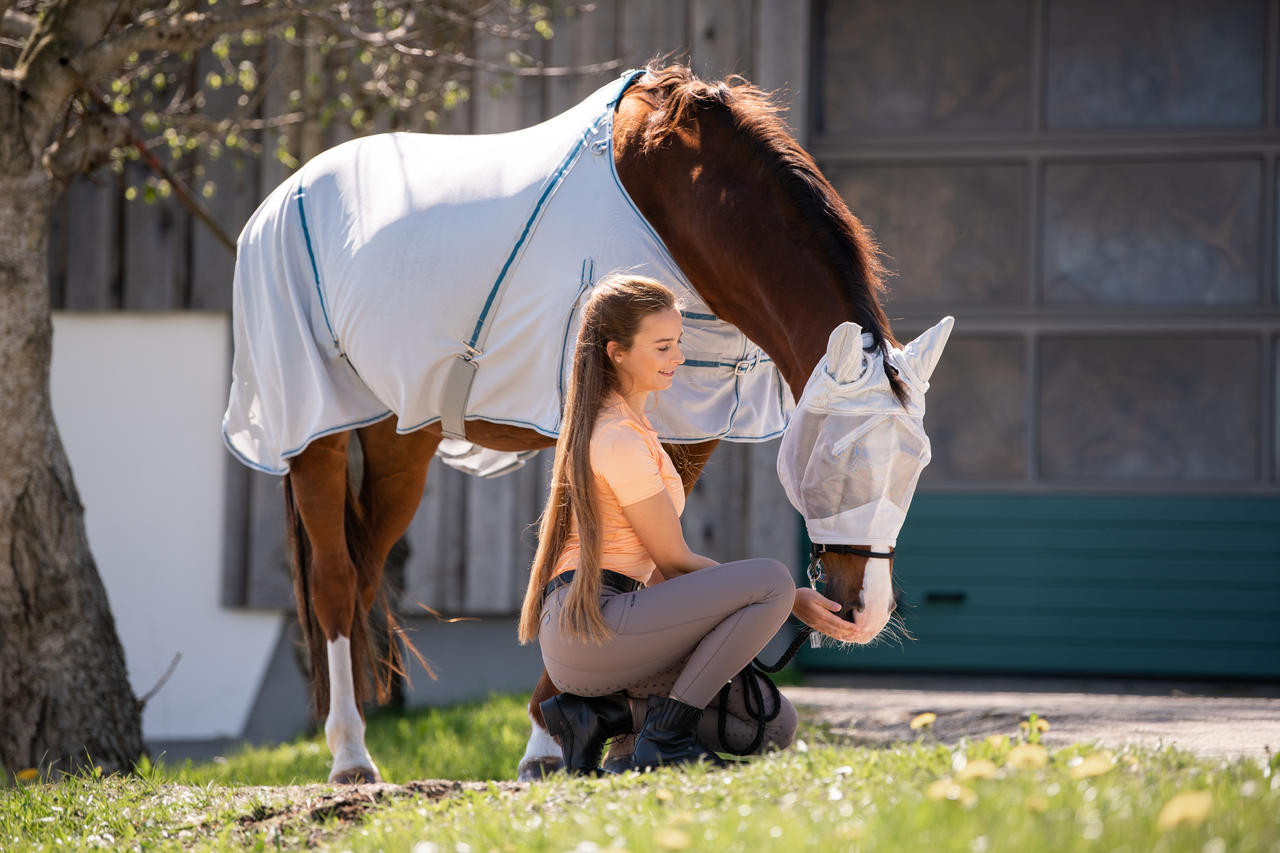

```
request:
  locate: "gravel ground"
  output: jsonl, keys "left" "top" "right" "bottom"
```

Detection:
{"left": 784, "top": 674, "right": 1280, "bottom": 760}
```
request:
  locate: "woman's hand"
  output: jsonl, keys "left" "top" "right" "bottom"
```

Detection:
{"left": 792, "top": 587, "right": 859, "bottom": 641}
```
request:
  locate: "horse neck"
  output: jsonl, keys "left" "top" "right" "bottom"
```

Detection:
{"left": 614, "top": 103, "right": 877, "bottom": 400}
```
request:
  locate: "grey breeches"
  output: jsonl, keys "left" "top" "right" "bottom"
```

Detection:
{"left": 537, "top": 558, "right": 795, "bottom": 709}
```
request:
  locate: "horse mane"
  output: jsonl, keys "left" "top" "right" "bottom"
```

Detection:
{"left": 631, "top": 63, "right": 905, "bottom": 401}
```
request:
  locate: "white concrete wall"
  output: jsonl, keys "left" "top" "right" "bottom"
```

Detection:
{"left": 49, "top": 312, "right": 282, "bottom": 741}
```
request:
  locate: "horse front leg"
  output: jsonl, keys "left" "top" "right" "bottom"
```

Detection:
{"left": 517, "top": 670, "right": 566, "bottom": 780}
{"left": 516, "top": 440, "right": 720, "bottom": 780}
{"left": 288, "top": 431, "right": 380, "bottom": 784}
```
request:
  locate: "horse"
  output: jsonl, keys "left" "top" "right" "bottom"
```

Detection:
{"left": 224, "top": 63, "right": 937, "bottom": 785}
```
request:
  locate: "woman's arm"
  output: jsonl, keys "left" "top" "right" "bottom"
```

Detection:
{"left": 625, "top": 490, "right": 862, "bottom": 639}
{"left": 620, "top": 491, "right": 717, "bottom": 577}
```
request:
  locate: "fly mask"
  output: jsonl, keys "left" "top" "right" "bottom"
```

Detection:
{"left": 777, "top": 316, "right": 954, "bottom": 549}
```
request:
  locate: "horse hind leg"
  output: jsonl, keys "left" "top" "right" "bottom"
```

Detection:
{"left": 286, "top": 430, "right": 382, "bottom": 784}
{"left": 352, "top": 419, "right": 440, "bottom": 698}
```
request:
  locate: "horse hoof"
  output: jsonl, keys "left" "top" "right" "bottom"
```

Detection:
{"left": 329, "top": 766, "right": 382, "bottom": 785}
{"left": 516, "top": 757, "right": 562, "bottom": 781}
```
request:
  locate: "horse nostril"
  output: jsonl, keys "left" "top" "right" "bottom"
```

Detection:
{"left": 853, "top": 591, "right": 866, "bottom": 614}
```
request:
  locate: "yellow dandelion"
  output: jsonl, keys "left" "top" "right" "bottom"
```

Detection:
{"left": 957, "top": 759, "right": 998, "bottom": 781}
{"left": 1018, "top": 717, "right": 1050, "bottom": 733}
{"left": 910, "top": 712, "right": 937, "bottom": 730}
{"left": 666, "top": 810, "right": 696, "bottom": 826}
{"left": 985, "top": 734, "right": 1008, "bottom": 749}
{"left": 1024, "top": 794, "right": 1050, "bottom": 812}
{"left": 655, "top": 788, "right": 674, "bottom": 803}
{"left": 1157, "top": 791, "right": 1212, "bottom": 832}
{"left": 1071, "top": 751, "right": 1115, "bottom": 780}
{"left": 654, "top": 827, "right": 691, "bottom": 849}
{"left": 1006, "top": 743, "right": 1049, "bottom": 770}
{"left": 925, "top": 778, "right": 977, "bottom": 807}
{"left": 926, "top": 778, "right": 954, "bottom": 800}
{"left": 16, "top": 768, "right": 39, "bottom": 783}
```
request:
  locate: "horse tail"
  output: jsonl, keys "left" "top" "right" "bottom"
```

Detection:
{"left": 284, "top": 471, "right": 331, "bottom": 719}
{"left": 340, "top": 481, "right": 373, "bottom": 706}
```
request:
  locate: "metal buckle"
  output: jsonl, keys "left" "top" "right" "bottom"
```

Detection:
{"left": 461, "top": 341, "right": 483, "bottom": 361}
{"left": 806, "top": 552, "right": 826, "bottom": 590}
{"left": 734, "top": 352, "right": 760, "bottom": 375}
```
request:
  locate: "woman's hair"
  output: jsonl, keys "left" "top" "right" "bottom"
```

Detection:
{"left": 517, "top": 273, "right": 678, "bottom": 645}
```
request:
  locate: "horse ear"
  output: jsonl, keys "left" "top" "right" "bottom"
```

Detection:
{"left": 826, "top": 321, "right": 867, "bottom": 383}
{"left": 901, "top": 316, "right": 955, "bottom": 383}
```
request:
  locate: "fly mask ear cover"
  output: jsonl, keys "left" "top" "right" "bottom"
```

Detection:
{"left": 777, "top": 316, "right": 955, "bottom": 547}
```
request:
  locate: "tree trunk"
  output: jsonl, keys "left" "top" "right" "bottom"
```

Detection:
{"left": 0, "top": 168, "right": 143, "bottom": 778}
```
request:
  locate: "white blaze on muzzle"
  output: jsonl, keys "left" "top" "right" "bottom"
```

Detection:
{"left": 778, "top": 317, "right": 954, "bottom": 548}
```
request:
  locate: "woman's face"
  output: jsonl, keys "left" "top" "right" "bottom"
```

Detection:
{"left": 610, "top": 308, "right": 684, "bottom": 396}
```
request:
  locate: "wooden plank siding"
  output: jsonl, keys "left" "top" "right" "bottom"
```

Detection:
{"left": 47, "top": 0, "right": 810, "bottom": 615}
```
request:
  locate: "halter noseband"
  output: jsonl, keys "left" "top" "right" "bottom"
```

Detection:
{"left": 806, "top": 542, "right": 895, "bottom": 588}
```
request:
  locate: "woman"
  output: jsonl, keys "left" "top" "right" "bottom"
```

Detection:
{"left": 517, "top": 274, "right": 848, "bottom": 772}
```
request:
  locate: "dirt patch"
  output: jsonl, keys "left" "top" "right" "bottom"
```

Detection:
{"left": 209, "top": 779, "right": 527, "bottom": 846}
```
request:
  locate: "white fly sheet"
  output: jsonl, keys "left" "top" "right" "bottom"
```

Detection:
{"left": 223, "top": 70, "right": 793, "bottom": 476}
{"left": 778, "top": 317, "right": 954, "bottom": 547}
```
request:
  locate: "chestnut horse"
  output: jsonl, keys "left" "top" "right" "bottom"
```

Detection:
{"left": 277, "top": 65, "right": 902, "bottom": 784}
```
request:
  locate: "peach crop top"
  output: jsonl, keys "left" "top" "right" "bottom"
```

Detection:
{"left": 551, "top": 393, "right": 686, "bottom": 583}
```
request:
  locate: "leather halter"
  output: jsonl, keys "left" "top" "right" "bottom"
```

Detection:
{"left": 806, "top": 542, "right": 895, "bottom": 588}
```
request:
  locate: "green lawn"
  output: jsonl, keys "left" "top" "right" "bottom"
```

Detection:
{"left": 2, "top": 694, "right": 1277, "bottom": 852}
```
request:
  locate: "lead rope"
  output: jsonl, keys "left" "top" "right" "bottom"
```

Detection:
{"left": 712, "top": 548, "right": 823, "bottom": 755}
{"left": 714, "top": 663, "right": 782, "bottom": 756}
{"left": 714, "top": 544, "right": 896, "bottom": 755}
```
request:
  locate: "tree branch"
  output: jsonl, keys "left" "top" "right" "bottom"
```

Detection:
{"left": 16, "top": 0, "right": 132, "bottom": 146}
{"left": 77, "top": 1, "right": 332, "bottom": 81}
{"left": 58, "top": 72, "right": 239, "bottom": 253}
{"left": 391, "top": 42, "right": 622, "bottom": 77}
{"left": 1, "top": 9, "right": 35, "bottom": 40}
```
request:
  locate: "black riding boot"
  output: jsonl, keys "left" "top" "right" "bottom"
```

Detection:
{"left": 629, "top": 695, "right": 716, "bottom": 771}
{"left": 540, "top": 692, "right": 633, "bottom": 775}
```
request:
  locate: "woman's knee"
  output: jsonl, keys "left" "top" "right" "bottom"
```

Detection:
{"left": 747, "top": 558, "right": 795, "bottom": 605}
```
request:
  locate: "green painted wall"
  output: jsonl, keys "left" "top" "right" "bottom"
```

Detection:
{"left": 798, "top": 494, "right": 1280, "bottom": 679}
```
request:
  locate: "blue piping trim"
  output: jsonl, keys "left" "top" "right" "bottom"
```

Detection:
{"left": 557, "top": 259, "right": 594, "bottom": 428}
{"left": 222, "top": 409, "right": 396, "bottom": 476}
{"left": 294, "top": 187, "right": 339, "bottom": 348}
{"left": 604, "top": 97, "right": 701, "bottom": 307}
{"left": 466, "top": 73, "right": 643, "bottom": 350}
{"left": 681, "top": 356, "right": 775, "bottom": 369}
{"left": 391, "top": 411, "right": 785, "bottom": 444}
{"left": 680, "top": 310, "right": 719, "bottom": 322}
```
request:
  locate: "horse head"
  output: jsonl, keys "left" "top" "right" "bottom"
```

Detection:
{"left": 613, "top": 65, "right": 955, "bottom": 644}
{"left": 779, "top": 316, "right": 954, "bottom": 643}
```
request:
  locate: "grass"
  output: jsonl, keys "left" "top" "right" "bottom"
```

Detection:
{"left": 2, "top": 694, "right": 1278, "bottom": 852}
{"left": 151, "top": 694, "right": 534, "bottom": 786}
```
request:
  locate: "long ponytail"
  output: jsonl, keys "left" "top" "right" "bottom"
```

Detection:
{"left": 517, "top": 274, "right": 677, "bottom": 645}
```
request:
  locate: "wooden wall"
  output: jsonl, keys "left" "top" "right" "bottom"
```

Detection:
{"left": 48, "top": 1, "right": 812, "bottom": 615}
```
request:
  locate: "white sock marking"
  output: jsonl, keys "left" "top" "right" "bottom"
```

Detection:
{"left": 517, "top": 708, "right": 562, "bottom": 777}
{"left": 325, "top": 636, "right": 378, "bottom": 779}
